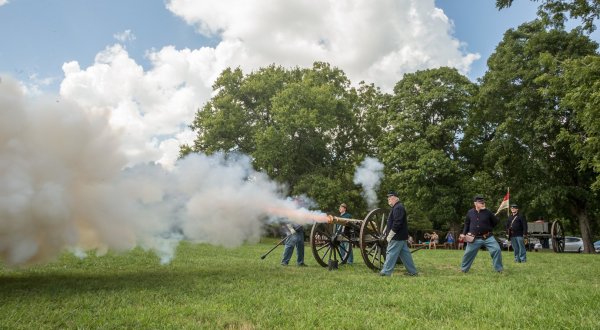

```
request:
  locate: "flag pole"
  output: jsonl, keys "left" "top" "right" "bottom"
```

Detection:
{"left": 506, "top": 187, "right": 510, "bottom": 217}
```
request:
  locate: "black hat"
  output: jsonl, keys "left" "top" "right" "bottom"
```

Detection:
{"left": 473, "top": 195, "right": 485, "bottom": 202}
{"left": 510, "top": 204, "right": 519, "bottom": 208}
{"left": 387, "top": 191, "right": 398, "bottom": 197}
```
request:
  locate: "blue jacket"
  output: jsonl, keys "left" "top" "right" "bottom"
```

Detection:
{"left": 462, "top": 208, "right": 499, "bottom": 236}
{"left": 506, "top": 213, "right": 527, "bottom": 237}
{"left": 386, "top": 201, "right": 409, "bottom": 240}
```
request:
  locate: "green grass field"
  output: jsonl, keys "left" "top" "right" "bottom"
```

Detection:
{"left": 1, "top": 240, "right": 599, "bottom": 329}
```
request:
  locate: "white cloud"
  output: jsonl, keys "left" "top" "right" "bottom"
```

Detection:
{"left": 57, "top": 0, "right": 478, "bottom": 169}
{"left": 166, "top": 0, "right": 479, "bottom": 90}
{"left": 61, "top": 44, "right": 216, "bottom": 167}
{"left": 0, "top": 1, "right": 8, "bottom": 7}
{"left": 113, "top": 29, "right": 136, "bottom": 43}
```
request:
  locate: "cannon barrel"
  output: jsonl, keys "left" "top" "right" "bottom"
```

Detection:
{"left": 326, "top": 215, "right": 364, "bottom": 225}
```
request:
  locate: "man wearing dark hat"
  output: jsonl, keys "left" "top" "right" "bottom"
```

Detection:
{"left": 336, "top": 203, "right": 354, "bottom": 265}
{"left": 459, "top": 195, "right": 503, "bottom": 273}
{"left": 379, "top": 191, "right": 418, "bottom": 276}
{"left": 506, "top": 203, "right": 527, "bottom": 263}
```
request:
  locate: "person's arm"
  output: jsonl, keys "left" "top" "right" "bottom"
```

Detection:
{"left": 462, "top": 213, "right": 470, "bottom": 235}
{"left": 490, "top": 211, "right": 500, "bottom": 228}
{"left": 392, "top": 206, "right": 405, "bottom": 234}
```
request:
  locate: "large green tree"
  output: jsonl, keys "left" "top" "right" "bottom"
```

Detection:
{"left": 472, "top": 20, "right": 599, "bottom": 251}
{"left": 183, "top": 62, "right": 386, "bottom": 214}
{"left": 380, "top": 67, "right": 477, "bottom": 231}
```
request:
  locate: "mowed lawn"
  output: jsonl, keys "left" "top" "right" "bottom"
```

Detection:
{"left": 1, "top": 240, "right": 599, "bottom": 329}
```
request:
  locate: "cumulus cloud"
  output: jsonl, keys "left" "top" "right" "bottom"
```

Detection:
{"left": 57, "top": 0, "right": 477, "bottom": 169}
{"left": 60, "top": 44, "right": 217, "bottom": 167}
{"left": 166, "top": 0, "right": 479, "bottom": 90}
{"left": 0, "top": 1, "right": 8, "bottom": 7}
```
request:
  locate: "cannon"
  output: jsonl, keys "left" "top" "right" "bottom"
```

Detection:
{"left": 309, "top": 208, "right": 410, "bottom": 271}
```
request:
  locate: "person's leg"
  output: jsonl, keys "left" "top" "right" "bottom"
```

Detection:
{"left": 281, "top": 235, "right": 295, "bottom": 265}
{"left": 485, "top": 236, "right": 504, "bottom": 272}
{"left": 515, "top": 236, "right": 526, "bottom": 262}
{"left": 295, "top": 232, "right": 305, "bottom": 265}
{"left": 510, "top": 237, "right": 519, "bottom": 261}
{"left": 340, "top": 242, "right": 353, "bottom": 264}
{"left": 460, "top": 239, "right": 483, "bottom": 272}
{"left": 380, "top": 240, "right": 401, "bottom": 276}
{"left": 398, "top": 241, "right": 418, "bottom": 275}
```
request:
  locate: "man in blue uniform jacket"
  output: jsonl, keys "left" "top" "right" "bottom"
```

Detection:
{"left": 379, "top": 191, "right": 418, "bottom": 277}
{"left": 459, "top": 195, "right": 504, "bottom": 273}
{"left": 507, "top": 203, "right": 527, "bottom": 263}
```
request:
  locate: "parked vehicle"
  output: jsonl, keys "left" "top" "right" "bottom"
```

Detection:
{"left": 534, "top": 237, "right": 584, "bottom": 252}
{"left": 594, "top": 240, "right": 600, "bottom": 253}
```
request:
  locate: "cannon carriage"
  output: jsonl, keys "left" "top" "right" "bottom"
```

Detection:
{"left": 527, "top": 220, "right": 566, "bottom": 252}
{"left": 309, "top": 208, "right": 390, "bottom": 271}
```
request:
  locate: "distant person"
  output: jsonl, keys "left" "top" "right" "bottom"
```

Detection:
{"left": 335, "top": 203, "right": 353, "bottom": 265}
{"left": 379, "top": 191, "right": 418, "bottom": 277}
{"left": 506, "top": 203, "right": 527, "bottom": 263}
{"left": 446, "top": 231, "right": 455, "bottom": 248}
{"left": 457, "top": 234, "right": 465, "bottom": 250}
{"left": 408, "top": 235, "right": 414, "bottom": 247}
{"left": 423, "top": 232, "right": 431, "bottom": 248}
{"left": 459, "top": 195, "right": 503, "bottom": 273}
{"left": 429, "top": 231, "right": 439, "bottom": 249}
{"left": 281, "top": 223, "right": 306, "bottom": 266}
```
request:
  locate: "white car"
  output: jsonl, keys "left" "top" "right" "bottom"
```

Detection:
{"left": 541, "top": 236, "right": 584, "bottom": 252}
{"left": 562, "top": 237, "right": 584, "bottom": 252}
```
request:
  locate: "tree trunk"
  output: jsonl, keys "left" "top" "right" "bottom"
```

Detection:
{"left": 573, "top": 205, "right": 594, "bottom": 254}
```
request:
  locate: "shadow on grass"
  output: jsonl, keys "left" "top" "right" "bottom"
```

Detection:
{"left": 0, "top": 268, "right": 235, "bottom": 299}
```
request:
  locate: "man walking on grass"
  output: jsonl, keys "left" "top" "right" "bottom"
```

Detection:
{"left": 379, "top": 191, "right": 418, "bottom": 277}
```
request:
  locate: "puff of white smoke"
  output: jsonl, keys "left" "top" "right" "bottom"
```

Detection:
{"left": 0, "top": 76, "right": 131, "bottom": 266}
{"left": 353, "top": 157, "right": 384, "bottom": 209}
{"left": 0, "top": 76, "right": 326, "bottom": 267}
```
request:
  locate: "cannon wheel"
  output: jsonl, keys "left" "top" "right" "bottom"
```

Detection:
{"left": 359, "top": 208, "right": 388, "bottom": 271}
{"left": 551, "top": 220, "right": 565, "bottom": 253}
{"left": 310, "top": 222, "right": 351, "bottom": 267}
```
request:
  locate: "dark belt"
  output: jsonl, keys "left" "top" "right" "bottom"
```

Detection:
{"left": 475, "top": 232, "right": 492, "bottom": 239}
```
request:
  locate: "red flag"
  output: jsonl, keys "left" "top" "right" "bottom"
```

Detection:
{"left": 495, "top": 190, "right": 510, "bottom": 215}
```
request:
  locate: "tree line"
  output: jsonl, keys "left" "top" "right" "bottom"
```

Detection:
{"left": 182, "top": 6, "right": 600, "bottom": 252}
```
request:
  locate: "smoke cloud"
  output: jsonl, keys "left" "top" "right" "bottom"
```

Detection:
{"left": 353, "top": 157, "right": 384, "bottom": 209}
{"left": 0, "top": 77, "right": 325, "bottom": 267}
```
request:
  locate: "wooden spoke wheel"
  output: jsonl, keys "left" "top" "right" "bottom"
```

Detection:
{"left": 310, "top": 222, "right": 351, "bottom": 267}
{"left": 551, "top": 220, "right": 565, "bottom": 253}
{"left": 359, "top": 208, "right": 388, "bottom": 271}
